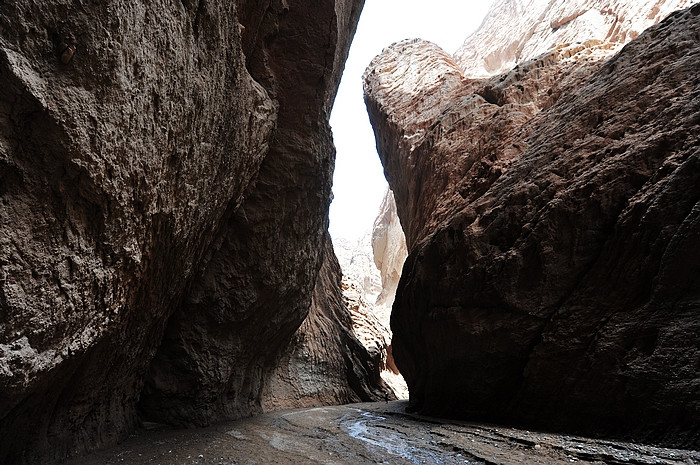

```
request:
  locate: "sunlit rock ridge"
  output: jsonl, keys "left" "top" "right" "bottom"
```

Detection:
{"left": 456, "top": 0, "right": 697, "bottom": 77}
{"left": 364, "top": 0, "right": 700, "bottom": 447}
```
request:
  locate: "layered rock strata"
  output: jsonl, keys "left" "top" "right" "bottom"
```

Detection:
{"left": 365, "top": 1, "right": 700, "bottom": 447}
{"left": 456, "top": 0, "right": 697, "bottom": 77}
{"left": 0, "top": 0, "right": 380, "bottom": 463}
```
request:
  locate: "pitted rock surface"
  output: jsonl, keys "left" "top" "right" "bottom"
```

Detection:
{"left": 0, "top": 0, "right": 384, "bottom": 463}
{"left": 365, "top": 1, "right": 700, "bottom": 447}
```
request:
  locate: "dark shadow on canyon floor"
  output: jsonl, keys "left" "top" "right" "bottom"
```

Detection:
{"left": 67, "top": 401, "right": 700, "bottom": 465}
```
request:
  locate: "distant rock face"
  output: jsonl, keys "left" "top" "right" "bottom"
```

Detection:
{"left": 262, "top": 233, "right": 387, "bottom": 410}
{"left": 365, "top": 0, "right": 700, "bottom": 448}
{"left": 455, "top": 0, "right": 697, "bottom": 77}
{"left": 372, "top": 190, "right": 408, "bottom": 312}
{"left": 0, "top": 0, "right": 379, "bottom": 463}
{"left": 335, "top": 233, "right": 383, "bottom": 303}
{"left": 334, "top": 218, "right": 409, "bottom": 399}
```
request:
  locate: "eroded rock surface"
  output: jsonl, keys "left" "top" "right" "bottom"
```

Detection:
{"left": 0, "top": 0, "right": 381, "bottom": 463}
{"left": 455, "top": 0, "right": 697, "bottom": 77}
{"left": 365, "top": 1, "right": 700, "bottom": 447}
{"left": 262, "top": 234, "right": 387, "bottom": 411}
{"left": 138, "top": 0, "right": 370, "bottom": 428}
{"left": 334, "top": 190, "right": 409, "bottom": 399}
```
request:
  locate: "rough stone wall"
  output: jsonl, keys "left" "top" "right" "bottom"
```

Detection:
{"left": 365, "top": 2, "right": 700, "bottom": 447}
{"left": 366, "top": 38, "right": 614, "bottom": 250}
{"left": 455, "top": 0, "right": 696, "bottom": 77}
{"left": 0, "top": 0, "right": 377, "bottom": 463}
{"left": 0, "top": 2, "right": 272, "bottom": 462}
{"left": 262, "top": 233, "right": 387, "bottom": 410}
{"left": 138, "top": 0, "right": 369, "bottom": 427}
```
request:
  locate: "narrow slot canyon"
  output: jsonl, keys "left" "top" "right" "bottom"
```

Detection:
{"left": 1, "top": 0, "right": 699, "bottom": 464}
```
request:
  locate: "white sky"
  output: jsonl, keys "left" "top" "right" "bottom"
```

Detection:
{"left": 328, "top": 1, "right": 494, "bottom": 242}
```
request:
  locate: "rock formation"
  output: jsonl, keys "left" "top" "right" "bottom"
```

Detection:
{"left": 334, "top": 220, "right": 408, "bottom": 399}
{"left": 334, "top": 232, "right": 383, "bottom": 304}
{"left": 365, "top": 0, "right": 700, "bottom": 448}
{"left": 262, "top": 233, "right": 386, "bottom": 411}
{"left": 0, "top": 0, "right": 387, "bottom": 463}
{"left": 371, "top": 189, "right": 408, "bottom": 313}
{"left": 455, "top": 0, "right": 697, "bottom": 77}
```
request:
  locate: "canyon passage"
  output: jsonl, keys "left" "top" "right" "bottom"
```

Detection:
{"left": 1, "top": 0, "right": 699, "bottom": 464}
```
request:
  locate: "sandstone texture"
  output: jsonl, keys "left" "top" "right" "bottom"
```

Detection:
{"left": 335, "top": 225, "right": 408, "bottom": 399}
{"left": 365, "top": 0, "right": 700, "bottom": 448}
{"left": 456, "top": 0, "right": 697, "bottom": 77}
{"left": 0, "top": 0, "right": 385, "bottom": 463}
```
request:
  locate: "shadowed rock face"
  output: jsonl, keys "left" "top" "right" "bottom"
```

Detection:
{"left": 364, "top": 3, "right": 700, "bottom": 447}
{"left": 138, "top": 0, "right": 370, "bottom": 427}
{"left": 262, "top": 233, "right": 387, "bottom": 410}
{"left": 0, "top": 0, "right": 378, "bottom": 463}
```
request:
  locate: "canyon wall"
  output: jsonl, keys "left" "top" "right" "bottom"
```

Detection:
{"left": 334, "top": 220, "right": 408, "bottom": 398}
{"left": 262, "top": 233, "right": 387, "bottom": 411}
{"left": 371, "top": 190, "right": 408, "bottom": 314}
{"left": 0, "top": 0, "right": 384, "bottom": 463}
{"left": 456, "top": 0, "right": 697, "bottom": 77}
{"left": 365, "top": 0, "right": 700, "bottom": 447}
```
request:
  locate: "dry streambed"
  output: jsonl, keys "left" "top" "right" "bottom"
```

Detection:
{"left": 68, "top": 402, "right": 699, "bottom": 465}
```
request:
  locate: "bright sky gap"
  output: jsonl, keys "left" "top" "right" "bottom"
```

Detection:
{"left": 328, "top": 1, "right": 494, "bottom": 242}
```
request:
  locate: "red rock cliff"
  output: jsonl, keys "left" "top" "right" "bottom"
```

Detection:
{"left": 364, "top": 1, "right": 700, "bottom": 447}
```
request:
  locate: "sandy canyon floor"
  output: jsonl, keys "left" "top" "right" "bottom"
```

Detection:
{"left": 67, "top": 401, "right": 699, "bottom": 465}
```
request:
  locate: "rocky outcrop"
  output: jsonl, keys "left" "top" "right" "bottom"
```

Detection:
{"left": 455, "top": 0, "right": 697, "bottom": 77}
{"left": 0, "top": 0, "right": 377, "bottom": 463}
{"left": 365, "top": 0, "right": 700, "bottom": 448}
{"left": 138, "top": 0, "right": 369, "bottom": 428}
{"left": 334, "top": 225, "right": 408, "bottom": 399}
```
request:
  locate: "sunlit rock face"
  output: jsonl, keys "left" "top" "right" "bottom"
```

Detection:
{"left": 372, "top": 190, "right": 408, "bottom": 314}
{"left": 334, "top": 218, "right": 409, "bottom": 399}
{"left": 0, "top": 0, "right": 382, "bottom": 463}
{"left": 455, "top": 0, "right": 697, "bottom": 77}
{"left": 365, "top": 0, "right": 700, "bottom": 447}
{"left": 262, "top": 233, "right": 387, "bottom": 411}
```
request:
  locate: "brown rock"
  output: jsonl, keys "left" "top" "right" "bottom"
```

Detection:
{"left": 1, "top": 2, "right": 273, "bottom": 462}
{"left": 365, "top": 3, "right": 700, "bottom": 447}
{"left": 0, "top": 0, "right": 377, "bottom": 463}
{"left": 262, "top": 233, "right": 387, "bottom": 410}
{"left": 138, "top": 0, "right": 368, "bottom": 427}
